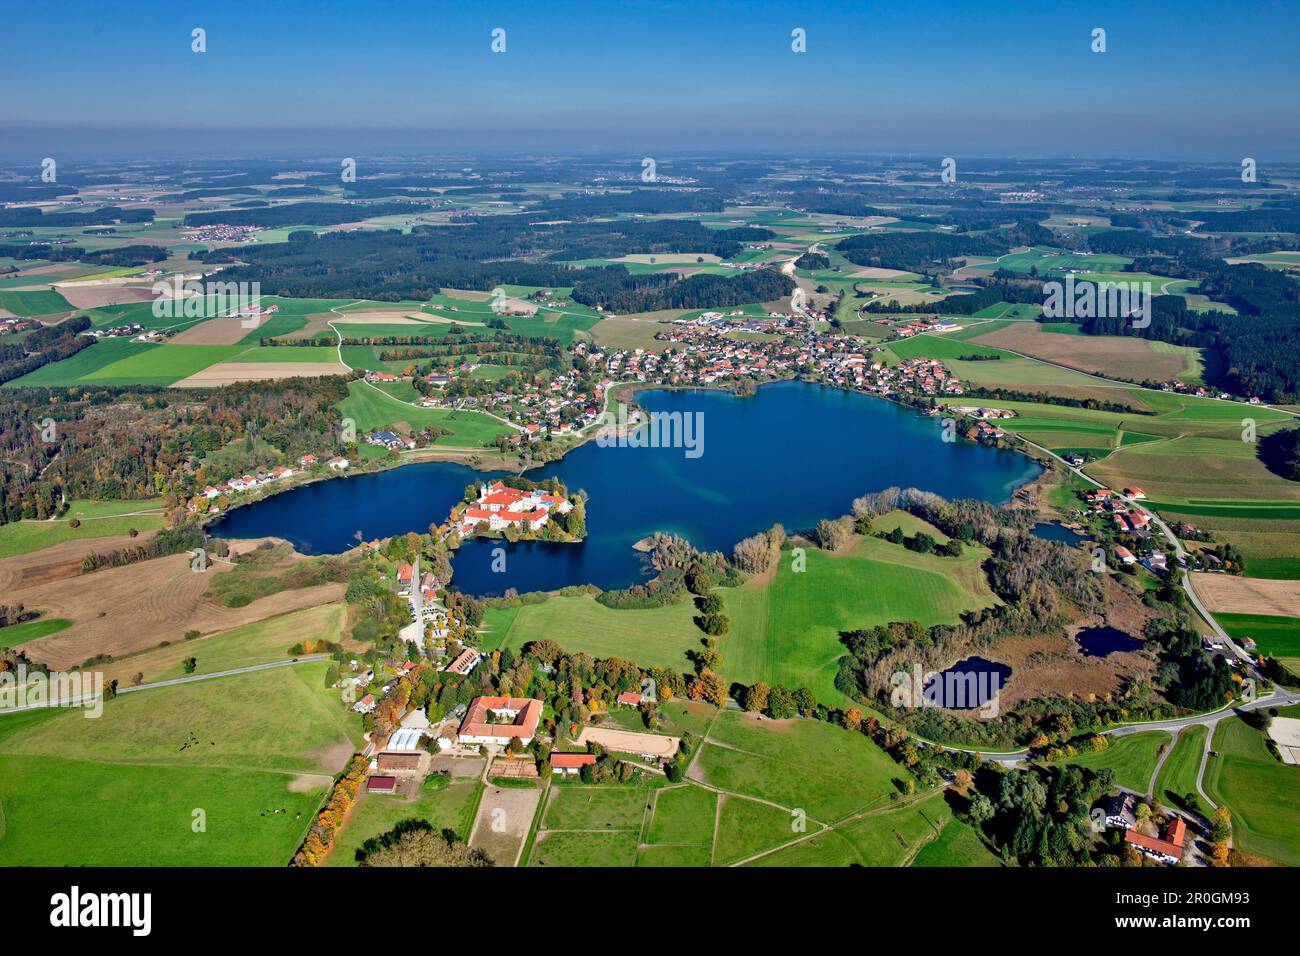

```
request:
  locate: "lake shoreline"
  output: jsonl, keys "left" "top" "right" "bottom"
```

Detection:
{"left": 209, "top": 381, "right": 1044, "bottom": 595}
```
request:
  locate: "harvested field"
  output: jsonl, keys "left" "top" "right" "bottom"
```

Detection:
{"left": 13, "top": 550, "right": 345, "bottom": 669}
{"left": 1194, "top": 574, "right": 1300, "bottom": 618}
{"left": 277, "top": 309, "right": 480, "bottom": 339}
{"left": 590, "top": 315, "right": 683, "bottom": 351}
{"left": 850, "top": 266, "right": 918, "bottom": 280}
{"left": 617, "top": 253, "right": 721, "bottom": 264}
{"left": 56, "top": 284, "right": 157, "bottom": 310}
{"left": 169, "top": 316, "right": 257, "bottom": 345}
{"left": 576, "top": 726, "right": 680, "bottom": 758}
{"left": 0, "top": 532, "right": 148, "bottom": 593}
{"left": 468, "top": 783, "right": 542, "bottom": 867}
{"left": 970, "top": 322, "right": 1193, "bottom": 381}
{"left": 172, "top": 361, "right": 346, "bottom": 387}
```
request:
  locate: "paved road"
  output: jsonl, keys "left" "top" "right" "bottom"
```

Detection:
{"left": 0, "top": 655, "right": 329, "bottom": 715}
{"left": 328, "top": 303, "right": 523, "bottom": 433}
{"left": 1015, "top": 434, "right": 1247, "bottom": 659}
{"left": 929, "top": 686, "right": 1300, "bottom": 766}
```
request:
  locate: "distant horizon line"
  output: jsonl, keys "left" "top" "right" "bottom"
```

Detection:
{"left": 1, "top": 133, "right": 1297, "bottom": 167}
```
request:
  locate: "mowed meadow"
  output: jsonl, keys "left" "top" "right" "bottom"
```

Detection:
{"left": 890, "top": 334, "right": 1300, "bottom": 578}
{"left": 522, "top": 703, "right": 999, "bottom": 868}
{"left": 0, "top": 661, "right": 361, "bottom": 866}
{"left": 482, "top": 512, "right": 999, "bottom": 705}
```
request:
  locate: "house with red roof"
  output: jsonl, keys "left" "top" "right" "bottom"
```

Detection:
{"left": 457, "top": 696, "right": 543, "bottom": 747}
{"left": 1124, "top": 817, "right": 1187, "bottom": 865}
{"left": 550, "top": 753, "right": 597, "bottom": 776}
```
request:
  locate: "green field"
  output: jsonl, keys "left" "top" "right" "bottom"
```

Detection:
{"left": 0, "top": 498, "right": 165, "bottom": 558}
{"left": 748, "top": 790, "right": 957, "bottom": 867}
{"left": 1215, "top": 613, "right": 1300, "bottom": 659}
{"left": 6, "top": 340, "right": 246, "bottom": 387}
{"left": 1153, "top": 726, "right": 1209, "bottom": 815}
{"left": 1064, "top": 731, "right": 1171, "bottom": 793}
{"left": 515, "top": 699, "right": 1008, "bottom": 867}
{"left": 713, "top": 793, "right": 804, "bottom": 864}
{"left": 0, "top": 662, "right": 355, "bottom": 865}
{"left": 528, "top": 828, "right": 639, "bottom": 866}
{"left": 1204, "top": 716, "right": 1300, "bottom": 865}
{"left": 326, "top": 776, "right": 481, "bottom": 867}
{"left": 694, "top": 708, "right": 904, "bottom": 822}
{"left": 541, "top": 785, "right": 651, "bottom": 831}
{"left": 337, "top": 380, "right": 512, "bottom": 447}
{"left": 645, "top": 783, "right": 717, "bottom": 846}
{"left": 0, "top": 617, "right": 72, "bottom": 649}
{"left": 910, "top": 811, "right": 1003, "bottom": 866}
{"left": 484, "top": 595, "right": 701, "bottom": 671}
{"left": 483, "top": 519, "right": 999, "bottom": 702}
{"left": 722, "top": 526, "right": 999, "bottom": 704}
{"left": 0, "top": 288, "right": 72, "bottom": 316}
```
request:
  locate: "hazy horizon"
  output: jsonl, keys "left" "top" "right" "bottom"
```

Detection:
{"left": 4, "top": 0, "right": 1299, "bottom": 162}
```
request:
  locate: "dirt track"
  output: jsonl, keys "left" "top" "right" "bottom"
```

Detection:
{"left": 576, "top": 726, "right": 680, "bottom": 758}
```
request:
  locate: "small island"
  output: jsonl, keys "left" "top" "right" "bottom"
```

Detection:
{"left": 447, "top": 478, "right": 586, "bottom": 545}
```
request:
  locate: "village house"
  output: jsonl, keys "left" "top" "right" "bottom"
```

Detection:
{"left": 1103, "top": 793, "right": 1137, "bottom": 830}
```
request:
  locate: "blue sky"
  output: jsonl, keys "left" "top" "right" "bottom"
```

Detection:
{"left": 4, "top": 0, "right": 1299, "bottom": 158}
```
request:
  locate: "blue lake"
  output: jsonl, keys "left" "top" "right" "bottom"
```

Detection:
{"left": 1074, "top": 626, "right": 1144, "bottom": 658}
{"left": 930, "top": 656, "right": 1014, "bottom": 710}
{"left": 210, "top": 381, "right": 1041, "bottom": 595}
{"left": 1031, "top": 521, "right": 1089, "bottom": 546}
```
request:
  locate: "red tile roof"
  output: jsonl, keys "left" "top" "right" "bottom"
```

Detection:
{"left": 1124, "top": 828, "right": 1184, "bottom": 860}
{"left": 458, "top": 696, "right": 542, "bottom": 741}
{"left": 551, "top": 753, "right": 597, "bottom": 769}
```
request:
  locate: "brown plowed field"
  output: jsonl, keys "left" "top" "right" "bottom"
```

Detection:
{"left": 10, "top": 548, "right": 344, "bottom": 669}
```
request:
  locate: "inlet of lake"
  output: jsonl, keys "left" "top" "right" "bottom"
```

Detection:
{"left": 211, "top": 380, "right": 1042, "bottom": 595}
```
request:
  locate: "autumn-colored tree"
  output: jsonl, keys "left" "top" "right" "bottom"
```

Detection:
{"left": 742, "top": 681, "right": 770, "bottom": 713}
{"left": 843, "top": 707, "right": 863, "bottom": 732}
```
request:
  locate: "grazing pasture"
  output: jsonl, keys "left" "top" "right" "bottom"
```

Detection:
{"left": 1204, "top": 716, "right": 1300, "bottom": 866}
{"left": 0, "top": 662, "right": 354, "bottom": 866}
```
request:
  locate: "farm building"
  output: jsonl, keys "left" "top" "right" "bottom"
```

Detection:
{"left": 384, "top": 728, "right": 425, "bottom": 752}
{"left": 1124, "top": 817, "right": 1187, "bottom": 865}
{"left": 377, "top": 752, "right": 422, "bottom": 772}
{"left": 457, "top": 696, "right": 543, "bottom": 746}
{"left": 550, "top": 753, "right": 597, "bottom": 776}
